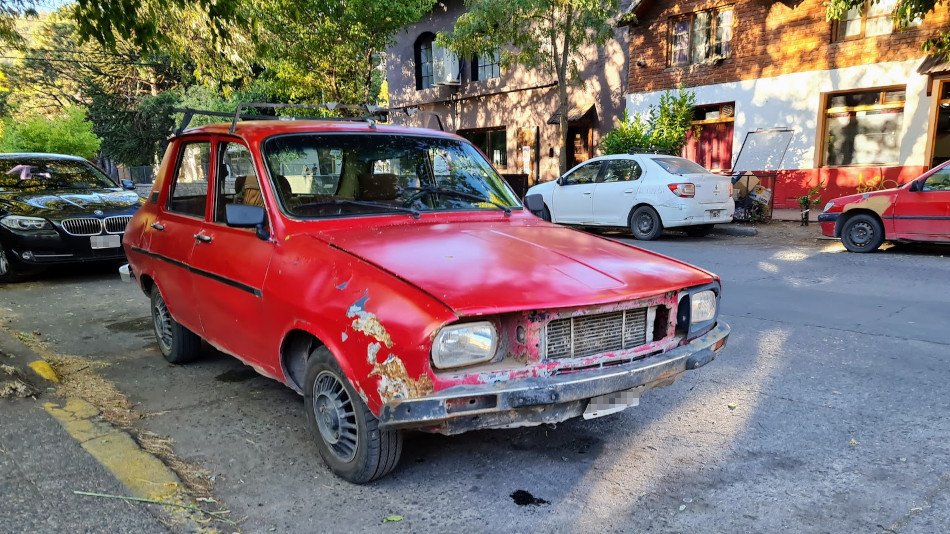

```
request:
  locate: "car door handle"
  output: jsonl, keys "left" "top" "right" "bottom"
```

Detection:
{"left": 150, "top": 222, "right": 165, "bottom": 231}
{"left": 193, "top": 233, "right": 212, "bottom": 243}
{"left": 584, "top": 191, "right": 592, "bottom": 195}
{"left": 624, "top": 190, "right": 634, "bottom": 194}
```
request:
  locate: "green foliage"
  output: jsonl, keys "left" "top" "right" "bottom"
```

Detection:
{"left": 0, "top": 106, "right": 101, "bottom": 158}
{"left": 88, "top": 92, "right": 176, "bottom": 166}
{"left": 826, "top": 0, "right": 949, "bottom": 58}
{"left": 798, "top": 182, "right": 825, "bottom": 210}
{"left": 601, "top": 88, "right": 696, "bottom": 155}
{"left": 439, "top": 0, "right": 619, "bottom": 174}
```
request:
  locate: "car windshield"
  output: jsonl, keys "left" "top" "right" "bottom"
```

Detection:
{"left": 0, "top": 159, "right": 116, "bottom": 191}
{"left": 652, "top": 157, "right": 711, "bottom": 175}
{"left": 262, "top": 134, "right": 522, "bottom": 219}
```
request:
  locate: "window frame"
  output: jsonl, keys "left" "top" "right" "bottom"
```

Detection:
{"left": 165, "top": 137, "right": 213, "bottom": 220}
{"left": 414, "top": 32, "right": 436, "bottom": 90}
{"left": 458, "top": 126, "right": 508, "bottom": 167}
{"left": 561, "top": 160, "right": 604, "bottom": 186}
{"left": 831, "top": 0, "right": 902, "bottom": 41}
{"left": 600, "top": 158, "right": 643, "bottom": 183}
{"left": 668, "top": 6, "right": 735, "bottom": 67}
{"left": 212, "top": 138, "right": 263, "bottom": 226}
{"left": 471, "top": 48, "right": 501, "bottom": 82}
{"left": 818, "top": 86, "right": 907, "bottom": 168}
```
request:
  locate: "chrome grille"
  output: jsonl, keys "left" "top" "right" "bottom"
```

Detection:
{"left": 545, "top": 308, "right": 649, "bottom": 359}
{"left": 104, "top": 216, "right": 132, "bottom": 234}
{"left": 61, "top": 218, "right": 103, "bottom": 236}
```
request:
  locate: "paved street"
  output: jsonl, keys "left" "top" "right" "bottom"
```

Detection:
{"left": 2, "top": 225, "right": 949, "bottom": 533}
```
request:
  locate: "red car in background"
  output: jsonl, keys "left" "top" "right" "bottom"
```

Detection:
{"left": 121, "top": 114, "right": 730, "bottom": 483}
{"left": 819, "top": 161, "right": 950, "bottom": 252}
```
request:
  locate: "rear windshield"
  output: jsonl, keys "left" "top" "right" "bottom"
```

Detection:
{"left": 261, "top": 134, "right": 521, "bottom": 219}
{"left": 652, "top": 157, "right": 710, "bottom": 175}
{"left": 0, "top": 159, "right": 116, "bottom": 191}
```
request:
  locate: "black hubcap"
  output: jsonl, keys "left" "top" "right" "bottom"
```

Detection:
{"left": 637, "top": 213, "right": 654, "bottom": 234}
{"left": 849, "top": 221, "right": 873, "bottom": 247}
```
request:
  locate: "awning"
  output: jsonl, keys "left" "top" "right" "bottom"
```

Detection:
{"left": 547, "top": 103, "right": 597, "bottom": 125}
{"left": 618, "top": 0, "right": 655, "bottom": 26}
{"left": 918, "top": 55, "right": 950, "bottom": 75}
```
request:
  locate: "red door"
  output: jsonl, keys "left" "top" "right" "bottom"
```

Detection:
{"left": 187, "top": 139, "right": 278, "bottom": 373}
{"left": 892, "top": 164, "right": 950, "bottom": 241}
{"left": 683, "top": 122, "right": 734, "bottom": 172}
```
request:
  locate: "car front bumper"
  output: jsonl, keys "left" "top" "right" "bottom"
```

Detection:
{"left": 378, "top": 322, "right": 730, "bottom": 434}
{"left": 818, "top": 212, "right": 840, "bottom": 237}
{"left": 1, "top": 228, "right": 127, "bottom": 265}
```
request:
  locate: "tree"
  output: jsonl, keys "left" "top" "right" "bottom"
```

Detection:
{"left": 600, "top": 88, "right": 696, "bottom": 155}
{"left": 439, "top": 0, "right": 618, "bottom": 174}
{"left": 826, "top": 1, "right": 950, "bottom": 58}
{"left": 0, "top": 106, "right": 101, "bottom": 158}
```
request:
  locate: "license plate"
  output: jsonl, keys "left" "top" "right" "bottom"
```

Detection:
{"left": 583, "top": 388, "right": 641, "bottom": 420}
{"left": 709, "top": 210, "right": 722, "bottom": 218}
{"left": 90, "top": 234, "right": 121, "bottom": 249}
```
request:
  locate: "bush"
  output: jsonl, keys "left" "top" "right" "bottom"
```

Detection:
{"left": 601, "top": 88, "right": 696, "bottom": 155}
{"left": 0, "top": 107, "right": 101, "bottom": 159}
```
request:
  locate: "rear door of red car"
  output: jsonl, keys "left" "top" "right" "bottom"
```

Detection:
{"left": 893, "top": 165, "right": 950, "bottom": 241}
{"left": 187, "top": 138, "right": 277, "bottom": 372}
{"left": 144, "top": 137, "right": 213, "bottom": 334}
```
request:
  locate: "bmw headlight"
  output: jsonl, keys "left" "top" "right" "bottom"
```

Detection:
{"left": 690, "top": 290, "right": 717, "bottom": 323}
{"left": 431, "top": 321, "right": 497, "bottom": 370}
{"left": 0, "top": 215, "right": 52, "bottom": 231}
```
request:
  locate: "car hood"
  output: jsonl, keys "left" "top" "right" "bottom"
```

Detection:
{"left": 316, "top": 219, "right": 716, "bottom": 315}
{"left": 0, "top": 189, "right": 142, "bottom": 219}
{"left": 830, "top": 188, "right": 900, "bottom": 215}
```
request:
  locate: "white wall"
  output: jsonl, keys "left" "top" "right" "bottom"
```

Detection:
{"left": 625, "top": 58, "right": 932, "bottom": 169}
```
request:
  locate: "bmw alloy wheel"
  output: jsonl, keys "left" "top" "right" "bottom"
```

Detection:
{"left": 0, "top": 245, "right": 8, "bottom": 277}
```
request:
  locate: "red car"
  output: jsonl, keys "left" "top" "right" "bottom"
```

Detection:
{"left": 820, "top": 161, "right": 950, "bottom": 252}
{"left": 121, "top": 117, "right": 730, "bottom": 482}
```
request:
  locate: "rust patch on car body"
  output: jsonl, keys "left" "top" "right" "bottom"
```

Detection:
{"left": 842, "top": 194, "right": 893, "bottom": 215}
{"left": 347, "top": 295, "right": 393, "bottom": 348}
{"left": 371, "top": 354, "right": 434, "bottom": 402}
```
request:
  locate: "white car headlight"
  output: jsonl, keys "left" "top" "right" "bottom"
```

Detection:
{"left": 822, "top": 201, "right": 834, "bottom": 213}
{"left": 0, "top": 215, "right": 52, "bottom": 231}
{"left": 431, "top": 321, "right": 497, "bottom": 370}
{"left": 690, "top": 290, "right": 717, "bottom": 324}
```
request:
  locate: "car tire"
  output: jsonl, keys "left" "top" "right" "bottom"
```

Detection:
{"left": 840, "top": 214, "right": 885, "bottom": 253}
{"left": 540, "top": 204, "right": 552, "bottom": 222}
{"left": 150, "top": 286, "right": 202, "bottom": 364}
{"left": 683, "top": 224, "right": 714, "bottom": 237}
{"left": 630, "top": 206, "right": 664, "bottom": 240}
{"left": 0, "top": 243, "right": 21, "bottom": 283}
{"left": 304, "top": 346, "right": 402, "bottom": 484}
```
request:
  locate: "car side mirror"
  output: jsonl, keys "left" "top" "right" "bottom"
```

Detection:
{"left": 523, "top": 194, "right": 545, "bottom": 213}
{"left": 225, "top": 204, "right": 269, "bottom": 240}
{"left": 909, "top": 181, "right": 922, "bottom": 192}
{"left": 120, "top": 179, "right": 135, "bottom": 190}
{"left": 556, "top": 177, "right": 565, "bottom": 186}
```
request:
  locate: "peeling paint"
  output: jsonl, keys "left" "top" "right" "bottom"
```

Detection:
{"left": 371, "top": 354, "right": 434, "bottom": 402}
{"left": 367, "top": 342, "right": 381, "bottom": 364}
{"left": 346, "top": 294, "right": 394, "bottom": 348}
{"left": 843, "top": 194, "right": 893, "bottom": 215}
{"left": 336, "top": 280, "right": 349, "bottom": 290}
{"left": 341, "top": 331, "right": 348, "bottom": 342}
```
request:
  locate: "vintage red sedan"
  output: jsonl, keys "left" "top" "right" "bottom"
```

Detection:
{"left": 819, "top": 161, "right": 950, "bottom": 252}
{"left": 121, "top": 117, "right": 730, "bottom": 482}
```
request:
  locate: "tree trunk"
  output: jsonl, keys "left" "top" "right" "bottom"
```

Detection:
{"left": 557, "top": 83, "right": 569, "bottom": 176}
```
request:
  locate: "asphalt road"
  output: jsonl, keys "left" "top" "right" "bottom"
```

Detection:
{"left": 1, "top": 228, "right": 949, "bottom": 533}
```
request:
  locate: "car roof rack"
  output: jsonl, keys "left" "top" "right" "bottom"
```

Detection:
{"left": 172, "top": 102, "right": 389, "bottom": 135}
{"left": 627, "top": 146, "right": 677, "bottom": 156}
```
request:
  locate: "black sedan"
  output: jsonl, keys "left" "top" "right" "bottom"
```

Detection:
{"left": 0, "top": 153, "right": 143, "bottom": 281}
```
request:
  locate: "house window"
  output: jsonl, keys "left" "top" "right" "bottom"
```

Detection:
{"left": 459, "top": 128, "right": 507, "bottom": 167}
{"left": 669, "top": 7, "right": 734, "bottom": 66}
{"left": 833, "top": 0, "right": 899, "bottom": 40}
{"left": 414, "top": 32, "right": 435, "bottom": 90}
{"left": 472, "top": 48, "right": 500, "bottom": 81}
{"left": 822, "top": 88, "right": 905, "bottom": 166}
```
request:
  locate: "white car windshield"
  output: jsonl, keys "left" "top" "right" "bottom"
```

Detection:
{"left": 652, "top": 157, "right": 711, "bottom": 175}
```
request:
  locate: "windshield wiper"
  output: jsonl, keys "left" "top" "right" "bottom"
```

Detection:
{"left": 301, "top": 199, "right": 420, "bottom": 219}
{"left": 402, "top": 186, "right": 512, "bottom": 216}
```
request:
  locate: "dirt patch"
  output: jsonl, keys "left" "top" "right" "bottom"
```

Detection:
{"left": 737, "top": 221, "right": 827, "bottom": 248}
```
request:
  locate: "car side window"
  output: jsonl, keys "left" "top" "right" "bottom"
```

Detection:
{"left": 923, "top": 168, "right": 950, "bottom": 192}
{"left": 601, "top": 160, "right": 643, "bottom": 183}
{"left": 562, "top": 162, "right": 602, "bottom": 186}
{"left": 168, "top": 142, "right": 211, "bottom": 218}
{"left": 215, "top": 142, "right": 262, "bottom": 223}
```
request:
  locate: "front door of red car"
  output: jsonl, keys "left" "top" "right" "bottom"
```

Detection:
{"left": 188, "top": 140, "right": 277, "bottom": 373}
{"left": 893, "top": 165, "right": 950, "bottom": 241}
{"left": 145, "top": 138, "right": 214, "bottom": 335}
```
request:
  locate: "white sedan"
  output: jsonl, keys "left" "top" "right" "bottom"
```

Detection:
{"left": 525, "top": 154, "right": 735, "bottom": 240}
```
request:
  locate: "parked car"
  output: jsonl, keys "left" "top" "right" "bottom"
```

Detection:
{"left": 121, "top": 118, "right": 730, "bottom": 483}
{"left": 524, "top": 154, "right": 735, "bottom": 240}
{"left": 0, "top": 153, "right": 141, "bottom": 282}
{"left": 819, "top": 160, "right": 950, "bottom": 252}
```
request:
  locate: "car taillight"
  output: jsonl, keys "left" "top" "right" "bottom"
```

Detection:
{"left": 668, "top": 183, "right": 695, "bottom": 198}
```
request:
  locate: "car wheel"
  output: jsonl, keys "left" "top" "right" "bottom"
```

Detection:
{"left": 840, "top": 214, "right": 884, "bottom": 253}
{"left": 630, "top": 206, "right": 663, "bottom": 240}
{"left": 540, "top": 204, "right": 552, "bottom": 222}
{"left": 0, "top": 243, "right": 18, "bottom": 283}
{"left": 683, "top": 224, "right": 714, "bottom": 237}
{"left": 150, "top": 286, "right": 202, "bottom": 364}
{"left": 304, "top": 346, "right": 402, "bottom": 484}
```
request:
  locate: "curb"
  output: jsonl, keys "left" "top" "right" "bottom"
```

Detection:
{"left": 711, "top": 224, "right": 758, "bottom": 237}
{"left": 0, "top": 327, "right": 59, "bottom": 397}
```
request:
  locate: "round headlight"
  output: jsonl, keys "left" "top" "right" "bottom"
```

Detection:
{"left": 690, "top": 290, "right": 717, "bottom": 324}
{"left": 431, "top": 321, "right": 497, "bottom": 370}
{"left": 822, "top": 201, "right": 835, "bottom": 213}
